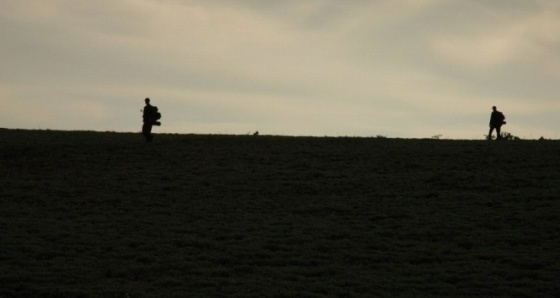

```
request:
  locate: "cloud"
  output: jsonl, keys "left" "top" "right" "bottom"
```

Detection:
{"left": 430, "top": 1, "right": 560, "bottom": 71}
{"left": 0, "top": 0, "right": 558, "bottom": 138}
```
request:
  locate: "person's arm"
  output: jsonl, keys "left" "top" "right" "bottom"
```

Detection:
{"left": 143, "top": 106, "right": 152, "bottom": 121}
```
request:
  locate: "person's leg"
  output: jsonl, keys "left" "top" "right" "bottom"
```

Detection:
{"left": 496, "top": 126, "right": 502, "bottom": 140}
{"left": 147, "top": 124, "right": 153, "bottom": 142}
{"left": 488, "top": 127, "right": 495, "bottom": 140}
{"left": 142, "top": 123, "right": 153, "bottom": 142}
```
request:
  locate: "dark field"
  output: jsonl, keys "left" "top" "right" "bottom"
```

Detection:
{"left": 1, "top": 129, "right": 559, "bottom": 297}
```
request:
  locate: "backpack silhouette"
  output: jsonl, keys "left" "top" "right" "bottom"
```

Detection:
{"left": 151, "top": 106, "right": 162, "bottom": 126}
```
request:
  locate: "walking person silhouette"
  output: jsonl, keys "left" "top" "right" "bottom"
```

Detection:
{"left": 488, "top": 106, "right": 506, "bottom": 140}
{"left": 142, "top": 97, "right": 161, "bottom": 142}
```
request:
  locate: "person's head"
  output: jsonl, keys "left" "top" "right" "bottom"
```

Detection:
{"left": 492, "top": 106, "right": 497, "bottom": 111}
{"left": 145, "top": 97, "right": 150, "bottom": 104}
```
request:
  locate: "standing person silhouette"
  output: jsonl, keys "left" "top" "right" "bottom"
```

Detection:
{"left": 488, "top": 106, "right": 506, "bottom": 140}
{"left": 142, "top": 97, "right": 157, "bottom": 142}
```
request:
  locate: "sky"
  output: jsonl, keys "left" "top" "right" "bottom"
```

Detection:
{"left": 1, "top": 0, "right": 559, "bottom": 139}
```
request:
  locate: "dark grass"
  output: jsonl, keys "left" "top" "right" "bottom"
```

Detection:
{"left": 1, "top": 128, "right": 559, "bottom": 297}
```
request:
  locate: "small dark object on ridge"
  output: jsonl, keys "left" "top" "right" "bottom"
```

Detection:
{"left": 142, "top": 97, "right": 162, "bottom": 142}
{"left": 488, "top": 106, "right": 506, "bottom": 140}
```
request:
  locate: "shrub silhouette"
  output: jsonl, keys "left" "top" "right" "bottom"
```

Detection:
{"left": 500, "top": 131, "right": 521, "bottom": 140}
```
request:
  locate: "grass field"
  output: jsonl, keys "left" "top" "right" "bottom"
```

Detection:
{"left": 1, "top": 128, "right": 559, "bottom": 297}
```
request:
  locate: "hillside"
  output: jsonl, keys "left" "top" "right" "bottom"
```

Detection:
{"left": 1, "top": 129, "right": 559, "bottom": 297}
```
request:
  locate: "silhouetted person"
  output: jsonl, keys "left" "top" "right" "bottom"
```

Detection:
{"left": 142, "top": 97, "right": 161, "bottom": 142}
{"left": 488, "top": 106, "right": 506, "bottom": 140}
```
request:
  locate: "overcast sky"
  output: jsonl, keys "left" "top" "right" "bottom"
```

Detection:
{"left": 1, "top": 0, "right": 559, "bottom": 139}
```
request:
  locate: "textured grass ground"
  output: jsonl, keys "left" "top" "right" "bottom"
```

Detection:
{"left": 1, "top": 129, "right": 559, "bottom": 297}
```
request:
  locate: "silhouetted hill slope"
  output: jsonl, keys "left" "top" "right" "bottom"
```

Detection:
{"left": 1, "top": 129, "right": 559, "bottom": 297}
